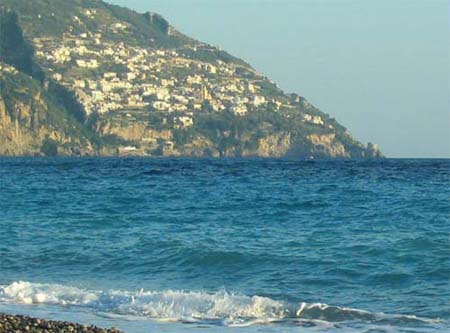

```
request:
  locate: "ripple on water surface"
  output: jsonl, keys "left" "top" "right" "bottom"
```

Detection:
{"left": 0, "top": 158, "right": 449, "bottom": 332}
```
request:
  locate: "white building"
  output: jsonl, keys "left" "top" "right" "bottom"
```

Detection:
{"left": 231, "top": 105, "right": 248, "bottom": 116}
{"left": 251, "top": 95, "right": 266, "bottom": 107}
{"left": 303, "top": 114, "right": 324, "bottom": 125}
{"left": 175, "top": 116, "right": 194, "bottom": 128}
{"left": 153, "top": 101, "right": 171, "bottom": 112}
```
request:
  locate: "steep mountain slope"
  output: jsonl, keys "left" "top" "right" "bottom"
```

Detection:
{"left": 0, "top": 7, "right": 94, "bottom": 155}
{"left": 0, "top": 63, "right": 95, "bottom": 156}
{"left": 0, "top": 0, "right": 382, "bottom": 158}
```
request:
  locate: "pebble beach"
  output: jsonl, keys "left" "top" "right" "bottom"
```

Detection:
{"left": 0, "top": 314, "right": 122, "bottom": 333}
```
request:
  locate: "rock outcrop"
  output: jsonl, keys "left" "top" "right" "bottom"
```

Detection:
{"left": 0, "top": 0, "right": 383, "bottom": 159}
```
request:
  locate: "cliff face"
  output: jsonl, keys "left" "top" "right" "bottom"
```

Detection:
{"left": 0, "top": 91, "right": 44, "bottom": 156}
{"left": 0, "top": 65, "right": 94, "bottom": 156}
{"left": 0, "top": 0, "right": 382, "bottom": 158}
{"left": 0, "top": 7, "right": 93, "bottom": 156}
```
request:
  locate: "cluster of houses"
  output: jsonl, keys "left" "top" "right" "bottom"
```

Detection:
{"left": 32, "top": 19, "right": 272, "bottom": 129}
{"left": 30, "top": 11, "right": 327, "bottom": 133}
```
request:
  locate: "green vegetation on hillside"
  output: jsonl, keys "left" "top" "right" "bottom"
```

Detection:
{"left": 0, "top": 8, "right": 44, "bottom": 81}
{"left": 0, "top": 0, "right": 382, "bottom": 158}
{"left": 0, "top": 0, "right": 190, "bottom": 49}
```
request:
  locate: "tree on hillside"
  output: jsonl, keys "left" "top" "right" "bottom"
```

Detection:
{"left": 0, "top": 8, "right": 44, "bottom": 82}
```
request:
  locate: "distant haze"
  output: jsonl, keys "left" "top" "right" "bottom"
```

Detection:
{"left": 107, "top": 0, "right": 449, "bottom": 158}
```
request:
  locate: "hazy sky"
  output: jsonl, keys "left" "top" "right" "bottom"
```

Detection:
{"left": 108, "top": 0, "right": 449, "bottom": 158}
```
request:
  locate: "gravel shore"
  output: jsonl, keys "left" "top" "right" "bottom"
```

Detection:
{"left": 0, "top": 314, "right": 123, "bottom": 333}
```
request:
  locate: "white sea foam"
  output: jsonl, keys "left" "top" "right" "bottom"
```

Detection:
{"left": 0, "top": 281, "right": 442, "bottom": 327}
{"left": 1, "top": 281, "right": 99, "bottom": 306}
{"left": 0, "top": 281, "right": 289, "bottom": 323}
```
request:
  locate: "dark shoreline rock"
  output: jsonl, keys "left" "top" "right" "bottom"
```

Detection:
{"left": 0, "top": 313, "right": 123, "bottom": 333}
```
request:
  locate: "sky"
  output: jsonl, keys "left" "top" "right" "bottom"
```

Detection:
{"left": 107, "top": 0, "right": 449, "bottom": 158}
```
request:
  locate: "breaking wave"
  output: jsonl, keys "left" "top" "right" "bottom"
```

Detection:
{"left": 0, "top": 281, "right": 442, "bottom": 327}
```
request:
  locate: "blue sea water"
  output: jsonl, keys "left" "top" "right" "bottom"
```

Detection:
{"left": 0, "top": 158, "right": 448, "bottom": 333}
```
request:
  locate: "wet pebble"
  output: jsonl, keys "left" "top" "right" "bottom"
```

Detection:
{"left": 0, "top": 314, "right": 123, "bottom": 333}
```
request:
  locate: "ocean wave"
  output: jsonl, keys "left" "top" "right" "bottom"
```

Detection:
{"left": 0, "top": 281, "right": 442, "bottom": 327}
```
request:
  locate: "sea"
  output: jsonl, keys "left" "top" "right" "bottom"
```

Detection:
{"left": 0, "top": 158, "right": 448, "bottom": 333}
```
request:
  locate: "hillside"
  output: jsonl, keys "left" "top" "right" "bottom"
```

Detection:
{"left": 0, "top": 0, "right": 382, "bottom": 158}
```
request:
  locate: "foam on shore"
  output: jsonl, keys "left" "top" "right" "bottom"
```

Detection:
{"left": 0, "top": 281, "right": 442, "bottom": 328}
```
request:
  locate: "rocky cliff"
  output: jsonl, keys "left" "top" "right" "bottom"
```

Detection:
{"left": 0, "top": 0, "right": 382, "bottom": 158}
